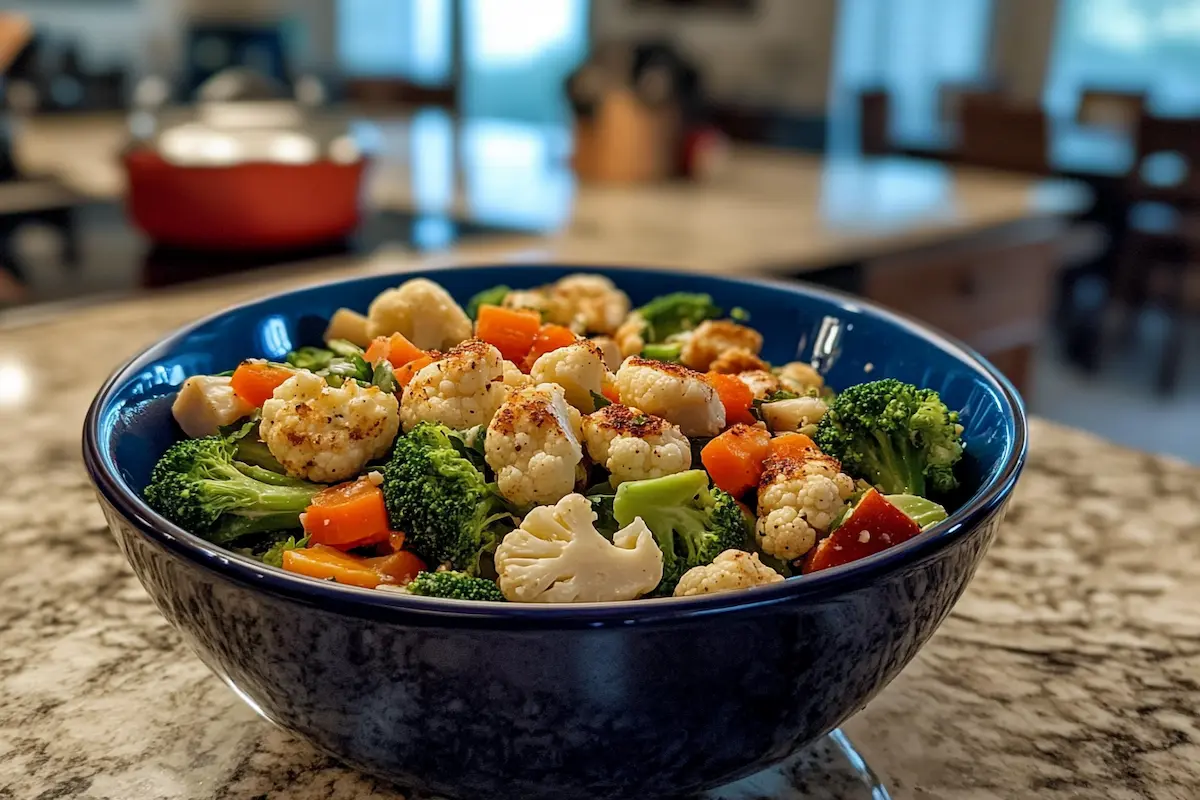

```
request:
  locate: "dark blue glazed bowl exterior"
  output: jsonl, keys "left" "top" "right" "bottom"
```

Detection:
{"left": 84, "top": 265, "right": 1025, "bottom": 800}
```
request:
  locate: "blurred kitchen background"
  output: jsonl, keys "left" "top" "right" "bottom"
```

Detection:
{"left": 1, "top": 0, "right": 1199, "bottom": 461}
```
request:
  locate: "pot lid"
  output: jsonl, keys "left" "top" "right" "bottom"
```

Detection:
{"left": 131, "top": 68, "right": 362, "bottom": 167}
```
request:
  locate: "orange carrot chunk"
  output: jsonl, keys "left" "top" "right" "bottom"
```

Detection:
{"left": 522, "top": 324, "right": 578, "bottom": 371}
{"left": 364, "top": 332, "right": 425, "bottom": 369}
{"left": 475, "top": 305, "right": 542, "bottom": 363}
{"left": 601, "top": 385, "right": 621, "bottom": 404}
{"left": 302, "top": 476, "right": 391, "bottom": 548}
{"left": 700, "top": 424, "right": 772, "bottom": 498}
{"left": 768, "top": 433, "right": 818, "bottom": 461}
{"left": 706, "top": 372, "right": 756, "bottom": 427}
{"left": 282, "top": 545, "right": 382, "bottom": 589}
{"left": 395, "top": 354, "right": 436, "bottom": 389}
{"left": 366, "top": 550, "right": 427, "bottom": 585}
{"left": 230, "top": 361, "right": 294, "bottom": 407}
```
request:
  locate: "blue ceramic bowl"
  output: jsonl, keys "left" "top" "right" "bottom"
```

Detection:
{"left": 84, "top": 265, "right": 1025, "bottom": 799}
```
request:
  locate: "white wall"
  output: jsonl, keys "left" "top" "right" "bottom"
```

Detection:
{"left": 590, "top": 0, "right": 838, "bottom": 113}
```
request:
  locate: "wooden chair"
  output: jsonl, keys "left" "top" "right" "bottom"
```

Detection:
{"left": 1103, "top": 114, "right": 1200, "bottom": 392}
{"left": 958, "top": 97, "right": 1049, "bottom": 174}
{"left": 1077, "top": 89, "right": 1145, "bottom": 135}
{"left": 858, "top": 89, "right": 890, "bottom": 156}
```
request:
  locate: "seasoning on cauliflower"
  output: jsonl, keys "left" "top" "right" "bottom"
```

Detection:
{"left": 171, "top": 374, "right": 254, "bottom": 438}
{"left": 545, "top": 273, "right": 631, "bottom": 335}
{"left": 582, "top": 404, "right": 691, "bottom": 486}
{"left": 367, "top": 277, "right": 472, "bottom": 350}
{"left": 709, "top": 348, "right": 771, "bottom": 375}
{"left": 485, "top": 383, "right": 584, "bottom": 507}
{"left": 673, "top": 549, "right": 784, "bottom": 597}
{"left": 590, "top": 336, "right": 624, "bottom": 372}
{"left": 494, "top": 493, "right": 663, "bottom": 602}
{"left": 777, "top": 361, "right": 825, "bottom": 394}
{"left": 755, "top": 450, "right": 856, "bottom": 562}
{"left": 502, "top": 287, "right": 554, "bottom": 317}
{"left": 679, "top": 320, "right": 764, "bottom": 372}
{"left": 530, "top": 339, "right": 612, "bottom": 412}
{"left": 260, "top": 371, "right": 400, "bottom": 483}
{"left": 615, "top": 356, "right": 725, "bottom": 437}
{"left": 761, "top": 394, "right": 829, "bottom": 433}
{"left": 400, "top": 339, "right": 507, "bottom": 432}
{"left": 736, "top": 369, "right": 784, "bottom": 400}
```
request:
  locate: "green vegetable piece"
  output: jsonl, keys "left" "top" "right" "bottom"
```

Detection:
{"left": 640, "top": 342, "right": 683, "bottom": 362}
{"left": 612, "top": 470, "right": 750, "bottom": 595}
{"left": 381, "top": 421, "right": 510, "bottom": 573}
{"left": 261, "top": 534, "right": 310, "bottom": 568}
{"left": 730, "top": 306, "right": 751, "bottom": 322}
{"left": 143, "top": 436, "right": 320, "bottom": 545}
{"left": 405, "top": 570, "right": 505, "bottom": 601}
{"left": 286, "top": 346, "right": 335, "bottom": 371}
{"left": 372, "top": 360, "right": 397, "bottom": 393}
{"left": 635, "top": 292, "right": 722, "bottom": 342}
{"left": 884, "top": 494, "right": 948, "bottom": 529}
{"left": 466, "top": 285, "right": 513, "bottom": 319}
{"left": 326, "top": 353, "right": 373, "bottom": 383}
{"left": 590, "top": 390, "right": 612, "bottom": 409}
{"left": 815, "top": 378, "right": 965, "bottom": 496}
{"left": 326, "top": 339, "right": 365, "bottom": 358}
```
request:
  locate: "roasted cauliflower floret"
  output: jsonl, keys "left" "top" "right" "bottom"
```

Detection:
{"left": 545, "top": 273, "right": 631, "bottom": 335}
{"left": 367, "top": 277, "right": 472, "bottom": 350}
{"left": 494, "top": 494, "right": 663, "bottom": 602}
{"left": 582, "top": 404, "right": 691, "bottom": 486}
{"left": 260, "top": 371, "right": 400, "bottom": 483}
{"left": 615, "top": 356, "right": 725, "bottom": 437}
{"left": 756, "top": 451, "right": 856, "bottom": 561}
{"left": 485, "top": 384, "right": 584, "bottom": 507}
{"left": 679, "top": 320, "right": 764, "bottom": 372}
{"left": 673, "top": 549, "right": 784, "bottom": 597}
{"left": 502, "top": 359, "right": 534, "bottom": 392}
{"left": 172, "top": 374, "right": 254, "bottom": 438}
{"left": 590, "top": 335, "right": 624, "bottom": 373}
{"left": 777, "top": 361, "right": 825, "bottom": 394}
{"left": 761, "top": 394, "right": 829, "bottom": 433}
{"left": 400, "top": 340, "right": 506, "bottom": 432}
{"left": 530, "top": 339, "right": 612, "bottom": 412}
{"left": 614, "top": 313, "right": 647, "bottom": 358}
{"left": 737, "top": 369, "right": 783, "bottom": 400}
{"left": 709, "top": 348, "right": 771, "bottom": 375}
{"left": 503, "top": 288, "right": 553, "bottom": 317}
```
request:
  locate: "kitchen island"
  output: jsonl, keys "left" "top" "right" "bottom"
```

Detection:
{"left": 0, "top": 247, "right": 1196, "bottom": 799}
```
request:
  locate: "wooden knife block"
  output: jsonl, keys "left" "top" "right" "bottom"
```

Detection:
{"left": 572, "top": 88, "right": 680, "bottom": 185}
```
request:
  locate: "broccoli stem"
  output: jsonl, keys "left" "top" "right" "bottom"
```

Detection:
{"left": 640, "top": 343, "right": 683, "bottom": 362}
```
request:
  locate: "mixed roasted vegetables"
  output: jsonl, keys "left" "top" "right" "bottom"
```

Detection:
{"left": 148, "top": 273, "right": 966, "bottom": 603}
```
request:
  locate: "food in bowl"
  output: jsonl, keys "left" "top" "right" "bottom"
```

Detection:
{"left": 143, "top": 272, "right": 966, "bottom": 603}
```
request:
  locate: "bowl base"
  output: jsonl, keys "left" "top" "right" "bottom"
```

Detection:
{"left": 692, "top": 730, "right": 890, "bottom": 800}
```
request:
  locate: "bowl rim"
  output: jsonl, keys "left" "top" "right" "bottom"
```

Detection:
{"left": 83, "top": 262, "right": 1027, "bottom": 625}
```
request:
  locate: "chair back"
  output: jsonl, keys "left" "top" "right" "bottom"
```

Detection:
{"left": 858, "top": 89, "right": 890, "bottom": 155}
{"left": 959, "top": 97, "right": 1049, "bottom": 174}
{"left": 1129, "top": 115, "right": 1200, "bottom": 204}
{"left": 1077, "top": 89, "right": 1145, "bottom": 134}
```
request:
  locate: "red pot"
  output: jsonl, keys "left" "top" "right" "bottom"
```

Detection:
{"left": 124, "top": 148, "right": 366, "bottom": 251}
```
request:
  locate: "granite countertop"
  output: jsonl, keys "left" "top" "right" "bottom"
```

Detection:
{"left": 1, "top": 249, "right": 1197, "bottom": 799}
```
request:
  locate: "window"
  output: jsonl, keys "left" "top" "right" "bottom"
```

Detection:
{"left": 1046, "top": 0, "right": 1200, "bottom": 116}
{"left": 832, "top": 0, "right": 994, "bottom": 144}
{"left": 336, "top": 0, "right": 451, "bottom": 84}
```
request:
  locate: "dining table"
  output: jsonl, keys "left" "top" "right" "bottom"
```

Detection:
{"left": 0, "top": 241, "right": 1197, "bottom": 799}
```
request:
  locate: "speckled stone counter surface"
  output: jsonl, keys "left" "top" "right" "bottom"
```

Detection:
{"left": 0, "top": 250, "right": 1197, "bottom": 799}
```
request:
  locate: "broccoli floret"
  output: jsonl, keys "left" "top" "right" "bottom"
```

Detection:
{"left": 636, "top": 292, "right": 722, "bottom": 343}
{"left": 612, "top": 470, "right": 751, "bottom": 594}
{"left": 466, "top": 285, "right": 512, "bottom": 319}
{"left": 815, "top": 378, "right": 964, "bottom": 497}
{"left": 382, "top": 421, "right": 509, "bottom": 573}
{"left": 143, "top": 436, "right": 320, "bottom": 544}
{"left": 405, "top": 570, "right": 505, "bottom": 601}
{"left": 261, "top": 533, "right": 310, "bottom": 567}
